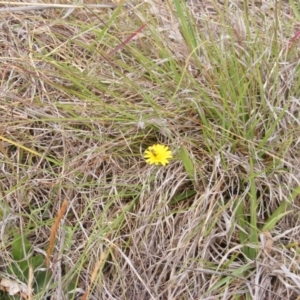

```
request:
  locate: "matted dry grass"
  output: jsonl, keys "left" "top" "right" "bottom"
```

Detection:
{"left": 1, "top": 1, "right": 300, "bottom": 299}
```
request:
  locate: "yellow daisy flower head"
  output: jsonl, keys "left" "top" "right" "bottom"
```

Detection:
{"left": 144, "top": 144, "right": 172, "bottom": 166}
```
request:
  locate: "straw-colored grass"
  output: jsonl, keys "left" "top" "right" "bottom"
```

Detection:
{"left": 1, "top": 0, "right": 300, "bottom": 299}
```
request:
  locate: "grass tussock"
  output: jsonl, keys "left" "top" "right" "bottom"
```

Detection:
{"left": 1, "top": 0, "right": 300, "bottom": 299}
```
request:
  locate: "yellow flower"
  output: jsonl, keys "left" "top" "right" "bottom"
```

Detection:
{"left": 144, "top": 144, "right": 172, "bottom": 166}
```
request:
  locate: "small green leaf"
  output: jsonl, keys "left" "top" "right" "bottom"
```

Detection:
{"left": 66, "top": 279, "right": 77, "bottom": 300}
{"left": 262, "top": 201, "right": 291, "bottom": 231}
{"left": 235, "top": 199, "right": 250, "bottom": 258}
{"left": 179, "top": 145, "right": 195, "bottom": 180}
{"left": 171, "top": 189, "right": 196, "bottom": 204}
{"left": 263, "top": 186, "right": 299, "bottom": 232}
{"left": 30, "top": 254, "right": 44, "bottom": 269}
{"left": 12, "top": 234, "right": 32, "bottom": 261}
{"left": 18, "top": 261, "right": 30, "bottom": 279}
{"left": 7, "top": 264, "right": 26, "bottom": 282}
{"left": 34, "top": 269, "right": 52, "bottom": 294}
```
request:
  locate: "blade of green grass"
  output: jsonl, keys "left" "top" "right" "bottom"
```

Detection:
{"left": 179, "top": 145, "right": 195, "bottom": 181}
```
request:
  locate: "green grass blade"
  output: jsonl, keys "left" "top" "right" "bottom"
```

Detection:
{"left": 179, "top": 145, "right": 195, "bottom": 181}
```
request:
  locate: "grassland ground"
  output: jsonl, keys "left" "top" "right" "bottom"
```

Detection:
{"left": 1, "top": 1, "right": 300, "bottom": 299}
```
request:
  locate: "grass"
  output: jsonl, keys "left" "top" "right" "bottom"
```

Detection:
{"left": 1, "top": 0, "right": 300, "bottom": 299}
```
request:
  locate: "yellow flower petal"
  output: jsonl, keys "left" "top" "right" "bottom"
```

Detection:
{"left": 144, "top": 144, "right": 172, "bottom": 166}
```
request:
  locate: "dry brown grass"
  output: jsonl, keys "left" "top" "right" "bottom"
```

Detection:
{"left": 1, "top": 0, "right": 300, "bottom": 299}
